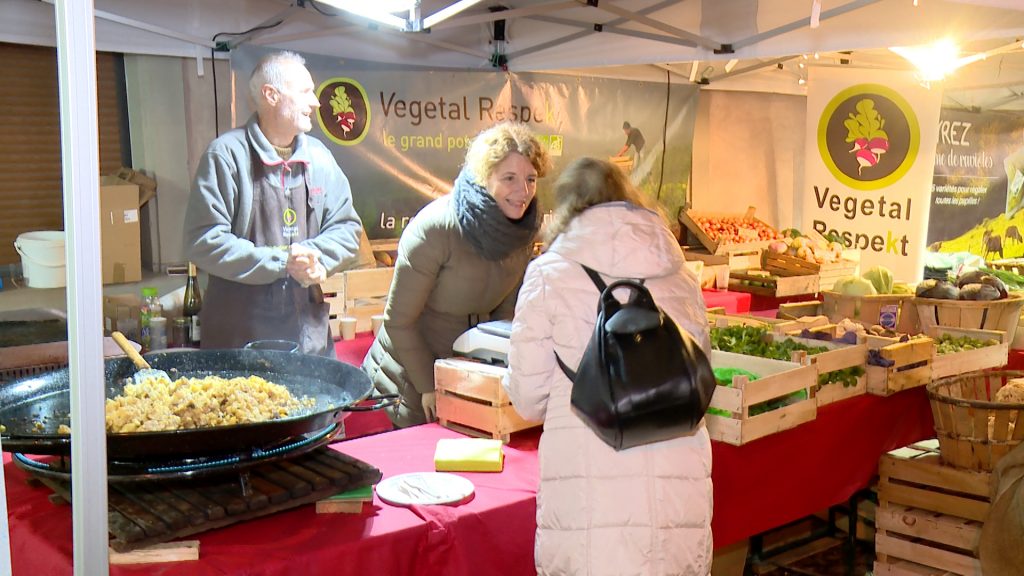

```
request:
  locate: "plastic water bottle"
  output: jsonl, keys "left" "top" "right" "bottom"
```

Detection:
{"left": 139, "top": 287, "right": 163, "bottom": 353}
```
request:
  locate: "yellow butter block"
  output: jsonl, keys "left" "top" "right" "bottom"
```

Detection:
{"left": 434, "top": 438, "right": 504, "bottom": 472}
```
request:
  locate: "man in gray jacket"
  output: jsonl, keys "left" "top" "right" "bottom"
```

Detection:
{"left": 184, "top": 51, "right": 363, "bottom": 356}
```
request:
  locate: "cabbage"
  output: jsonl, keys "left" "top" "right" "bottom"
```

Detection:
{"left": 834, "top": 276, "right": 877, "bottom": 296}
{"left": 891, "top": 282, "right": 912, "bottom": 295}
{"left": 863, "top": 266, "right": 894, "bottom": 295}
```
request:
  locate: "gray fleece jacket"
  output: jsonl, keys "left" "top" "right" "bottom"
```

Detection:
{"left": 184, "top": 115, "right": 363, "bottom": 283}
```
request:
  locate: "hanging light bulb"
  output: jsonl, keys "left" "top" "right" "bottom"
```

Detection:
{"left": 890, "top": 38, "right": 962, "bottom": 82}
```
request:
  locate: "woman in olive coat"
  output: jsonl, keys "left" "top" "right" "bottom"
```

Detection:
{"left": 362, "top": 122, "right": 550, "bottom": 427}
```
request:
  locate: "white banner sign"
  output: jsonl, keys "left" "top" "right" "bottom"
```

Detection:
{"left": 802, "top": 68, "right": 942, "bottom": 281}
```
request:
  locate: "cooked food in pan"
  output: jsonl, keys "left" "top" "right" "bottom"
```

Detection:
{"left": 105, "top": 374, "right": 315, "bottom": 433}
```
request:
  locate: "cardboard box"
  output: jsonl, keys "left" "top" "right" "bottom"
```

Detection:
{"left": 100, "top": 176, "right": 142, "bottom": 284}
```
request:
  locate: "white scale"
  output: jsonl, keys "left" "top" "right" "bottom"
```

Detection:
{"left": 451, "top": 320, "right": 512, "bottom": 366}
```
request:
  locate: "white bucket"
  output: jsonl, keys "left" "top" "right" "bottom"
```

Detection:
{"left": 14, "top": 231, "right": 67, "bottom": 288}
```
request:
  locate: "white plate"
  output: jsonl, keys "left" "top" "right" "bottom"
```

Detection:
{"left": 375, "top": 472, "right": 475, "bottom": 507}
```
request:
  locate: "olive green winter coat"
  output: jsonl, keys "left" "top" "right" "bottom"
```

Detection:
{"left": 362, "top": 194, "right": 531, "bottom": 427}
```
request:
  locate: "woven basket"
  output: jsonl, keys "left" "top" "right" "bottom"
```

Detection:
{"left": 928, "top": 369, "right": 1024, "bottom": 472}
{"left": 914, "top": 293, "right": 1024, "bottom": 343}
{"left": 821, "top": 292, "right": 918, "bottom": 334}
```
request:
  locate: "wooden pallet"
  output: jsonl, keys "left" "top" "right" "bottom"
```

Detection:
{"left": 928, "top": 326, "right": 1009, "bottom": 380}
{"left": 322, "top": 267, "right": 394, "bottom": 334}
{"left": 874, "top": 443, "right": 991, "bottom": 576}
{"left": 706, "top": 350, "right": 817, "bottom": 446}
{"left": 434, "top": 358, "right": 541, "bottom": 442}
{"left": 866, "top": 336, "right": 935, "bottom": 397}
{"left": 36, "top": 448, "right": 381, "bottom": 553}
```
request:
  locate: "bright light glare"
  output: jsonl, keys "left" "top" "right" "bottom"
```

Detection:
{"left": 890, "top": 38, "right": 962, "bottom": 81}
{"left": 317, "top": 0, "right": 410, "bottom": 29}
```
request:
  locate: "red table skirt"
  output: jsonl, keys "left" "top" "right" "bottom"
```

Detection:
{"left": 701, "top": 289, "right": 752, "bottom": 314}
{"left": 2, "top": 386, "right": 934, "bottom": 575}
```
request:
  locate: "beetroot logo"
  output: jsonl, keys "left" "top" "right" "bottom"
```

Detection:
{"left": 818, "top": 84, "right": 919, "bottom": 191}
{"left": 316, "top": 78, "right": 370, "bottom": 146}
{"left": 845, "top": 99, "right": 889, "bottom": 174}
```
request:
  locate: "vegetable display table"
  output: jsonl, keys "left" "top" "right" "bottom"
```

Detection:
{"left": 3, "top": 388, "right": 934, "bottom": 575}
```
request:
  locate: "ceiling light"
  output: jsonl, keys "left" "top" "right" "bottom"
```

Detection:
{"left": 689, "top": 61, "right": 700, "bottom": 82}
{"left": 724, "top": 59, "right": 738, "bottom": 73}
{"left": 423, "top": 0, "right": 486, "bottom": 29}
{"left": 890, "top": 38, "right": 963, "bottom": 82}
{"left": 798, "top": 77, "right": 807, "bottom": 85}
{"left": 317, "top": 0, "right": 410, "bottom": 30}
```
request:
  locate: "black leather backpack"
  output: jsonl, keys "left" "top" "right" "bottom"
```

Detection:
{"left": 555, "top": 265, "right": 716, "bottom": 451}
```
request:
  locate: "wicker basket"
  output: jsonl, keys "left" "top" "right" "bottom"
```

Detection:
{"left": 928, "top": 369, "right": 1024, "bottom": 472}
{"left": 914, "top": 292, "right": 1024, "bottom": 343}
{"left": 821, "top": 292, "right": 918, "bottom": 334}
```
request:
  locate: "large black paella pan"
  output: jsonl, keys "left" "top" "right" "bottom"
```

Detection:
{"left": 0, "top": 348, "right": 392, "bottom": 459}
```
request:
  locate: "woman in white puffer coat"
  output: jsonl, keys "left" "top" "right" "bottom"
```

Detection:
{"left": 504, "top": 157, "right": 713, "bottom": 576}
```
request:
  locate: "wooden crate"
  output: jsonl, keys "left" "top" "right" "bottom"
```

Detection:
{"left": 677, "top": 206, "right": 774, "bottom": 257}
{"left": 763, "top": 252, "right": 859, "bottom": 291}
{"left": 434, "top": 358, "right": 541, "bottom": 442}
{"left": 874, "top": 443, "right": 991, "bottom": 576}
{"left": 707, "top": 312, "right": 771, "bottom": 329}
{"left": 769, "top": 331, "right": 868, "bottom": 407}
{"left": 928, "top": 326, "right": 1009, "bottom": 380}
{"left": 866, "top": 336, "right": 935, "bottom": 397}
{"left": 683, "top": 247, "right": 763, "bottom": 272}
{"left": 728, "top": 269, "right": 819, "bottom": 297}
{"left": 914, "top": 293, "right": 1024, "bottom": 344}
{"left": 706, "top": 350, "right": 817, "bottom": 446}
{"left": 322, "top": 267, "right": 394, "bottom": 334}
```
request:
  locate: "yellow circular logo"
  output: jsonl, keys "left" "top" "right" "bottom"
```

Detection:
{"left": 818, "top": 84, "right": 919, "bottom": 191}
{"left": 316, "top": 77, "right": 370, "bottom": 146}
{"left": 283, "top": 208, "right": 297, "bottom": 226}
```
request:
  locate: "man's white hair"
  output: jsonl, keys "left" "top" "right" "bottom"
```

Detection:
{"left": 249, "top": 51, "right": 307, "bottom": 104}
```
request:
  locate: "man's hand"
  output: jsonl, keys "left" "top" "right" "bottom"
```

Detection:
{"left": 421, "top": 392, "right": 437, "bottom": 423}
{"left": 287, "top": 244, "right": 327, "bottom": 287}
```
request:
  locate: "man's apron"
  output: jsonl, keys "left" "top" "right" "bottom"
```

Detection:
{"left": 200, "top": 154, "right": 334, "bottom": 357}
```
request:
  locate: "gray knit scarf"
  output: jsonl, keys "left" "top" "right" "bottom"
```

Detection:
{"left": 452, "top": 168, "right": 539, "bottom": 261}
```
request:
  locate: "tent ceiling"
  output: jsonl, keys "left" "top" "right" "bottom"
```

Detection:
{"left": 4, "top": 0, "right": 1024, "bottom": 107}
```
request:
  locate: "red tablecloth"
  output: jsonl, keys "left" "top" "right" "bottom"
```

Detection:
{"left": 2, "top": 387, "right": 934, "bottom": 575}
{"left": 701, "top": 289, "right": 752, "bottom": 314}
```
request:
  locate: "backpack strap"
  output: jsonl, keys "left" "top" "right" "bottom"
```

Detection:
{"left": 581, "top": 265, "right": 607, "bottom": 292}
{"left": 555, "top": 352, "right": 576, "bottom": 381}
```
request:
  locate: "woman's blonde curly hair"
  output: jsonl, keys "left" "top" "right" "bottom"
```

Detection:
{"left": 464, "top": 122, "right": 551, "bottom": 187}
{"left": 545, "top": 157, "right": 664, "bottom": 244}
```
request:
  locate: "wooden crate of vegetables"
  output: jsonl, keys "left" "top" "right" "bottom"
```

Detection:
{"left": 865, "top": 335, "right": 935, "bottom": 397}
{"left": 678, "top": 206, "right": 778, "bottom": 257}
{"left": 772, "top": 326, "right": 869, "bottom": 406}
{"left": 928, "top": 326, "right": 1009, "bottom": 380}
{"left": 706, "top": 350, "right": 817, "bottom": 446}
{"left": 762, "top": 229, "right": 859, "bottom": 292}
{"left": 727, "top": 269, "right": 820, "bottom": 297}
{"left": 874, "top": 440, "right": 990, "bottom": 576}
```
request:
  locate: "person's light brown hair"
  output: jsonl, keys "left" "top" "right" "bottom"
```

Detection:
{"left": 545, "top": 157, "right": 663, "bottom": 243}
{"left": 464, "top": 122, "right": 550, "bottom": 187}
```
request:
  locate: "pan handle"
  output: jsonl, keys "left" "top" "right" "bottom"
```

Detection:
{"left": 343, "top": 393, "right": 400, "bottom": 412}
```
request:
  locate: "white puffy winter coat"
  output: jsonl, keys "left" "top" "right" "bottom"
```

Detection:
{"left": 504, "top": 201, "right": 713, "bottom": 576}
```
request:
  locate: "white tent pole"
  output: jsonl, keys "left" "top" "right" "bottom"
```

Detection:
{"left": 54, "top": 0, "right": 109, "bottom": 574}
{"left": 0, "top": 439, "right": 11, "bottom": 576}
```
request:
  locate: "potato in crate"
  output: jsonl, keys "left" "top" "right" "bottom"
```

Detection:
{"left": 705, "top": 350, "right": 817, "bottom": 446}
{"left": 433, "top": 358, "right": 541, "bottom": 443}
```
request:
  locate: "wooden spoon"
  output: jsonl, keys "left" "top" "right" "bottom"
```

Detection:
{"left": 111, "top": 331, "right": 171, "bottom": 383}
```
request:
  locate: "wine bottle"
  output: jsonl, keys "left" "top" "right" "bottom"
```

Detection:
{"left": 183, "top": 262, "right": 203, "bottom": 347}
